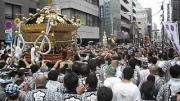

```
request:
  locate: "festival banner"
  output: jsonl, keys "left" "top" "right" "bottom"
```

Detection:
{"left": 163, "top": 22, "right": 180, "bottom": 54}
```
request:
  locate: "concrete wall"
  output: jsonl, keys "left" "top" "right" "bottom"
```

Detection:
{"left": 78, "top": 25, "right": 99, "bottom": 39}
{"left": 136, "top": 19, "right": 148, "bottom": 37}
{"left": 60, "top": 0, "right": 100, "bottom": 39}
{"left": 59, "top": 0, "right": 99, "bottom": 16}
{"left": 0, "top": 0, "right": 5, "bottom": 40}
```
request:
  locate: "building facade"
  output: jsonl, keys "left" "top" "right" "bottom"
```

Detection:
{"left": 171, "top": 0, "right": 180, "bottom": 38}
{"left": 151, "top": 23, "right": 162, "bottom": 44}
{"left": 145, "top": 8, "right": 152, "bottom": 40}
{"left": 136, "top": 2, "right": 149, "bottom": 38}
{"left": 0, "top": 0, "right": 46, "bottom": 41}
{"left": 103, "top": 0, "right": 135, "bottom": 44}
{"left": 58, "top": 0, "right": 100, "bottom": 45}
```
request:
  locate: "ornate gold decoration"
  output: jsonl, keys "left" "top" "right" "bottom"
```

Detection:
{"left": 75, "top": 13, "right": 82, "bottom": 25}
{"left": 46, "top": 0, "right": 52, "bottom": 6}
{"left": 15, "top": 31, "right": 19, "bottom": 35}
{"left": 41, "top": 31, "right": 45, "bottom": 34}
{"left": 57, "top": 16, "right": 65, "bottom": 24}
{"left": 36, "top": 8, "right": 41, "bottom": 13}
{"left": 14, "top": 13, "right": 23, "bottom": 26}
{"left": 76, "top": 19, "right": 82, "bottom": 25}
{"left": 63, "top": 15, "right": 68, "bottom": 21}
{"left": 15, "top": 0, "right": 81, "bottom": 52}
{"left": 29, "top": 13, "right": 34, "bottom": 18}
{"left": 14, "top": 18, "right": 20, "bottom": 26}
{"left": 22, "top": 17, "right": 27, "bottom": 22}
{"left": 35, "top": 46, "right": 40, "bottom": 51}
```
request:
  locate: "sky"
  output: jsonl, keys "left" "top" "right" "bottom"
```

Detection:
{"left": 137, "top": 0, "right": 170, "bottom": 30}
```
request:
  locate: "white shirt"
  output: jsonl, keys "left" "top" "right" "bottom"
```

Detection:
{"left": 116, "top": 66, "right": 123, "bottom": 79}
{"left": 112, "top": 82, "right": 141, "bottom": 101}
{"left": 104, "top": 77, "right": 121, "bottom": 89}
{"left": 46, "top": 80, "right": 61, "bottom": 92}
{"left": 139, "top": 69, "right": 150, "bottom": 82}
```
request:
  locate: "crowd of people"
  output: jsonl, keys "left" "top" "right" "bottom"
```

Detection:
{"left": 0, "top": 41, "right": 180, "bottom": 101}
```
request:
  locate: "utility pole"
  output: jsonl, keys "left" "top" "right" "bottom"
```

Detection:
{"left": 132, "top": 21, "right": 135, "bottom": 44}
{"left": 111, "top": 14, "right": 114, "bottom": 34}
{"left": 161, "top": 3, "right": 165, "bottom": 53}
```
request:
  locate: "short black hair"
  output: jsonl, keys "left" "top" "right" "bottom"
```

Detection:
{"left": 18, "top": 60, "right": 26, "bottom": 68}
{"left": 128, "top": 59, "right": 137, "bottom": 69}
{"left": 95, "top": 58, "right": 102, "bottom": 67}
{"left": 85, "top": 73, "right": 98, "bottom": 89}
{"left": 58, "top": 64, "right": 68, "bottom": 74}
{"left": 97, "top": 86, "right": 113, "bottom": 101}
{"left": 141, "top": 81, "right": 155, "bottom": 100}
{"left": 88, "top": 59, "right": 97, "bottom": 72}
{"left": 9, "top": 71, "right": 18, "bottom": 78}
{"left": 46, "top": 62, "right": 55, "bottom": 68}
{"left": 123, "top": 67, "right": 134, "bottom": 80}
{"left": 80, "top": 64, "right": 90, "bottom": 77}
{"left": 157, "top": 68, "right": 164, "bottom": 77}
{"left": 74, "top": 54, "right": 80, "bottom": 61}
{"left": 157, "top": 54, "right": 162, "bottom": 59}
{"left": 99, "top": 57, "right": 105, "bottom": 65}
{"left": 170, "top": 64, "right": 180, "bottom": 78}
{"left": 151, "top": 57, "right": 157, "bottom": 64}
{"left": 48, "top": 70, "right": 58, "bottom": 81}
{"left": 148, "top": 51, "right": 153, "bottom": 57}
{"left": 148, "top": 56, "right": 153, "bottom": 63}
{"left": 17, "top": 69, "right": 28, "bottom": 79}
{"left": 8, "top": 93, "right": 19, "bottom": 100}
{"left": 161, "top": 54, "right": 167, "bottom": 60}
{"left": 64, "top": 72, "right": 78, "bottom": 92}
{"left": 147, "top": 75, "right": 155, "bottom": 83}
{"left": 136, "top": 60, "right": 142, "bottom": 66}
{"left": 72, "top": 62, "right": 81, "bottom": 75}
{"left": 30, "top": 64, "right": 40, "bottom": 73}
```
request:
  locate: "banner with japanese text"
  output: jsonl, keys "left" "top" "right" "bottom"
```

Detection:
{"left": 163, "top": 22, "right": 180, "bottom": 54}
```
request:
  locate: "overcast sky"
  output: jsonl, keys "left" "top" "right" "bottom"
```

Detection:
{"left": 137, "top": 0, "right": 170, "bottom": 30}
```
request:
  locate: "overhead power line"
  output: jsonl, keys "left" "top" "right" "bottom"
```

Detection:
{"left": 146, "top": 0, "right": 166, "bottom": 18}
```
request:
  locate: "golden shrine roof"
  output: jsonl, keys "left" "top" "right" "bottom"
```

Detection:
{"left": 14, "top": 0, "right": 81, "bottom": 33}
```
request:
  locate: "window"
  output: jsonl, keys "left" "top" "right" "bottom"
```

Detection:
{"left": 89, "top": 15, "right": 93, "bottom": 26}
{"left": 92, "top": 0, "right": 99, "bottom": 6}
{"left": 29, "top": 8, "right": 36, "bottom": 14}
{"left": 173, "top": 4, "right": 177, "bottom": 10}
{"left": 73, "top": 9, "right": 98, "bottom": 27}
{"left": 84, "top": 0, "right": 99, "bottom": 6}
{"left": 5, "top": 3, "right": 21, "bottom": 19}
{"left": 86, "top": 14, "right": 90, "bottom": 25}
{"left": 92, "top": 16, "right": 98, "bottom": 26}
{"left": 80, "top": 12, "right": 86, "bottom": 25}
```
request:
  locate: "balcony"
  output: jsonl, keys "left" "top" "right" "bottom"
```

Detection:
{"left": 133, "top": 13, "right": 136, "bottom": 18}
{"left": 133, "top": 6, "right": 136, "bottom": 11}
{"left": 121, "top": 21, "right": 131, "bottom": 29}
{"left": 133, "top": 0, "right": 136, "bottom": 6}
{"left": 121, "top": 0, "right": 131, "bottom": 11}
{"left": 121, "top": 13, "right": 131, "bottom": 20}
